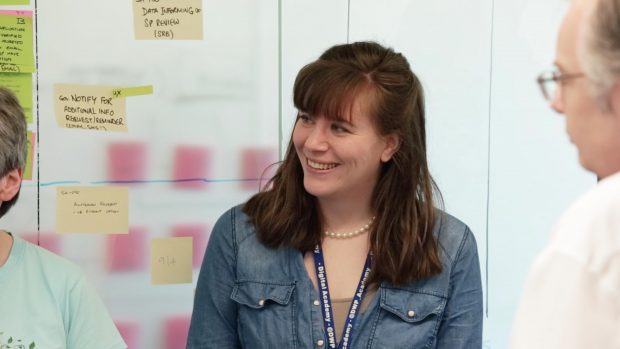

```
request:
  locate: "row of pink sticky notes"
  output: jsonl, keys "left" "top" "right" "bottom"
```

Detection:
{"left": 108, "top": 143, "right": 278, "bottom": 190}
{"left": 23, "top": 224, "right": 210, "bottom": 271}
{"left": 107, "top": 225, "right": 210, "bottom": 271}
{"left": 116, "top": 315, "right": 190, "bottom": 349}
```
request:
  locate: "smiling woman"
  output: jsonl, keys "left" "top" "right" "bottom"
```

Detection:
{"left": 187, "top": 41, "right": 483, "bottom": 349}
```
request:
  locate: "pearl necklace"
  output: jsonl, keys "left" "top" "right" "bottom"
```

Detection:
{"left": 324, "top": 216, "right": 376, "bottom": 239}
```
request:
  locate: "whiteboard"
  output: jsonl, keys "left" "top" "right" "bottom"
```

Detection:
{"left": 1, "top": 0, "right": 596, "bottom": 348}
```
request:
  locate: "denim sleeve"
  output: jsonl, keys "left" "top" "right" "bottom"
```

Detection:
{"left": 187, "top": 208, "right": 241, "bottom": 349}
{"left": 436, "top": 227, "right": 483, "bottom": 349}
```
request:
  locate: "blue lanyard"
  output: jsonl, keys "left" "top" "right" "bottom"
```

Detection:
{"left": 313, "top": 244, "right": 371, "bottom": 349}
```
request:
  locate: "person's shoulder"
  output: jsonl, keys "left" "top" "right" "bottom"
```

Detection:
{"left": 212, "top": 204, "right": 257, "bottom": 243}
{"left": 16, "top": 237, "right": 85, "bottom": 300}
{"left": 550, "top": 172, "right": 620, "bottom": 263}
{"left": 433, "top": 209, "right": 477, "bottom": 265}
{"left": 20, "top": 237, "right": 82, "bottom": 279}
{"left": 555, "top": 173, "right": 620, "bottom": 235}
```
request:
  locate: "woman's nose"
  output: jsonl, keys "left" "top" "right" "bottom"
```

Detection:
{"left": 304, "top": 122, "right": 329, "bottom": 151}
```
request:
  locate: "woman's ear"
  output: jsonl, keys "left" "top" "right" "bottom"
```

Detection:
{"left": 0, "top": 168, "right": 23, "bottom": 202}
{"left": 381, "top": 133, "right": 401, "bottom": 162}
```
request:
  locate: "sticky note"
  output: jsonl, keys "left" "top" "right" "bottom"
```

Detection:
{"left": 23, "top": 131, "right": 34, "bottom": 180}
{"left": 0, "top": 73, "right": 32, "bottom": 108}
{"left": 0, "top": 11, "right": 35, "bottom": 73}
{"left": 0, "top": 0, "right": 29, "bottom": 4}
{"left": 240, "top": 147, "right": 278, "bottom": 191}
{"left": 56, "top": 186, "right": 129, "bottom": 234}
{"left": 107, "top": 227, "right": 148, "bottom": 272}
{"left": 115, "top": 321, "right": 140, "bottom": 349}
{"left": 112, "top": 85, "right": 153, "bottom": 98}
{"left": 164, "top": 315, "right": 191, "bottom": 349}
{"left": 54, "top": 84, "right": 127, "bottom": 132}
{"left": 172, "top": 145, "right": 210, "bottom": 190}
{"left": 171, "top": 224, "right": 210, "bottom": 267}
{"left": 107, "top": 142, "right": 147, "bottom": 182}
{"left": 150, "top": 237, "right": 192, "bottom": 285}
{"left": 133, "top": 0, "right": 203, "bottom": 40}
{"left": 21, "top": 232, "right": 61, "bottom": 254}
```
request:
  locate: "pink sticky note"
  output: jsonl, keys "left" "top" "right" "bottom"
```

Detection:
{"left": 240, "top": 147, "right": 278, "bottom": 191}
{"left": 164, "top": 315, "right": 191, "bottom": 349}
{"left": 0, "top": 10, "right": 33, "bottom": 17}
{"left": 171, "top": 224, "right": 210, "bottom": 268}
{"left": 172, "top": 145, "right": 211, "bottom": 190}
{"left": 21, "top": 232, "right": 62, "bottom": 255}
{"left": 115, "top": 321, "right": 140, "bottom": 349}
{"left": 106, "top": 228, "right": 148, "bottom": 272}
{"left": 107, "top": 142, "right": 147, "bottom": 183}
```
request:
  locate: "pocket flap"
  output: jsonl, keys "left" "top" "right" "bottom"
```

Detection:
{"left": 231, "top": 281, "right": 295, "bottom": 309}
{"left": 380, "top": 288, "right": 446, "bottom": 323}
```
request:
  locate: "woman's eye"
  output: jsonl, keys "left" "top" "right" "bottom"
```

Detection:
{"left": 298, "top": 113, "right": 312, "bottom": 123}
{"left": 331, "top": 123, "right": 349, "bottom": 133}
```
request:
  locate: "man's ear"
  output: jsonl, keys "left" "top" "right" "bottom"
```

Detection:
{"left": 381, "top": 133, "right": 401, "bottom": 163}
{"left": 0, "top": 168, "right": 23, "bottom": 202}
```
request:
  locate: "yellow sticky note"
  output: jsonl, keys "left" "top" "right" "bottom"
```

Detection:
{"left": 112, "top": 85, "right": 153, "bottom": 98}
{"left": 56, "top": 186, "right": 129, "bottom": 234}
{"left": 0, "top": 11, "right": 35, "bottom": 73}
{"left": 151, "top": 237, "right": 193, "bottom": 285}
{"left": 23, "top": 131, "right": 34, "bottom": 180}
{"left": 54, "top": 84, "right": 127, "bottom": 132}
{"left": 133, "top": 0, "right": 203, "bottom": 40}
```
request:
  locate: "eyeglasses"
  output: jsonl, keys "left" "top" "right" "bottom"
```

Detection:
{"left": 536, "top": 70, "right": 584, "bottom": 101}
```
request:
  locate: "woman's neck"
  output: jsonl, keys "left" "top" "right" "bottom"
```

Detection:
{"left": 317, "top": 199, "right": 374, "bottom": 234}
{"left": 0, "top": 230, "right": 13, "bottom": 267}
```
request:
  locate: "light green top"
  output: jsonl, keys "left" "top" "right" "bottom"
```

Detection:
{"left": 0, "top": 234, "right": 126, "bottom": 349}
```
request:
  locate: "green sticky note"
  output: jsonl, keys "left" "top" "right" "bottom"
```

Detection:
{"left": 0, "top": 72, "right": 32, "bottom": 108}
{"left": 23, "top": 131, "right": 34, "bottom": 180}
{"left": 0, "top": 0, "right": 29, "bottom": 4}
{"left": 0, "top": 11, "right": 35, "bottom": 73}
{"left": 112, "top": 85, "right": 153, "bottom": 98}
{"left": 24, "top": 107, "right": 32, "bottom": 123}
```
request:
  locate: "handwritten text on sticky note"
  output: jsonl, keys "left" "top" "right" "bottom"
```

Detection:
{"left": 0, "top": 11, "right": 34, "bottom": 73}
{"left": 133, "top": 0, "right": 203, "bottom": 40}
{"left": 56, "top": 186, "right": 129, "bottom": 234}
{"left": 151, "top": 237, "right": 193, "bottom": 285}
{"left": 54, "top": 84, "right": 127, "bottom": 132}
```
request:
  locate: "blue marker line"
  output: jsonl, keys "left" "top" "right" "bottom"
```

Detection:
{"left": 38, "top": 181, "right": 81, "bottom": 187}
{"left": 24, "top": 177, "right": 265, "bottom": 187}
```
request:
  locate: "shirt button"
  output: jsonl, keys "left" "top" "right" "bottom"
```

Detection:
{"left": 317, "top": 339, "right": 325, "bottom": 347}
{"left": 407, "top": 310, "right": 416, "bottom": 317}
{"left": 313, "top": 300, "right": 320, "bottom": 306}
{"left": 258, "top": 299, "right": 265, "bottom": 306}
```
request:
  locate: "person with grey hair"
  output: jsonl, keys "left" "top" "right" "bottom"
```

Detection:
{"left": 0, "top": 87, "right": 127, "bottom": 349}
{"left": 511, "top": 0, "right": 620, "bottom": 347}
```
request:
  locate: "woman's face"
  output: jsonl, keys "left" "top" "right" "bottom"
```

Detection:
{"left": 292, "top": 94, "right": 398, "bottom": 206}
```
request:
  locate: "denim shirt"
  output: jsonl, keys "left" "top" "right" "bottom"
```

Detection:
{"left": 187, "top": 205, "right": 483, "bottom": 349}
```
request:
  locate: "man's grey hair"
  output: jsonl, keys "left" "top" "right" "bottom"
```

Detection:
{"left": 0, "top": 87, "right": 28, "bottom": 177}
{"left": 580, "top": 0, "right": 620, "bottom": 108}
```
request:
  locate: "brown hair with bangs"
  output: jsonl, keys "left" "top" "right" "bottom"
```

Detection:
{"left": 243, "top": 41, "right": 442, "bottom": 286}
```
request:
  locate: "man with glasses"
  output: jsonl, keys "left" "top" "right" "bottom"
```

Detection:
{"left": 511, "top": 0, "right": 620, "bottom": 348}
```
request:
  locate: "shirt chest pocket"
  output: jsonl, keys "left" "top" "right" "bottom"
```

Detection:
{"left": 230, "top": 281, "right": 297, "bottom": 349}
{"left": 370, "top": 289, "right": 447, "bottom": 349}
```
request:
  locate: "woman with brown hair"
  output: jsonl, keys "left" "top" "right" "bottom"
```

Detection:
{"left": 187, "top": 41, "right": 482, "bottom": 349}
